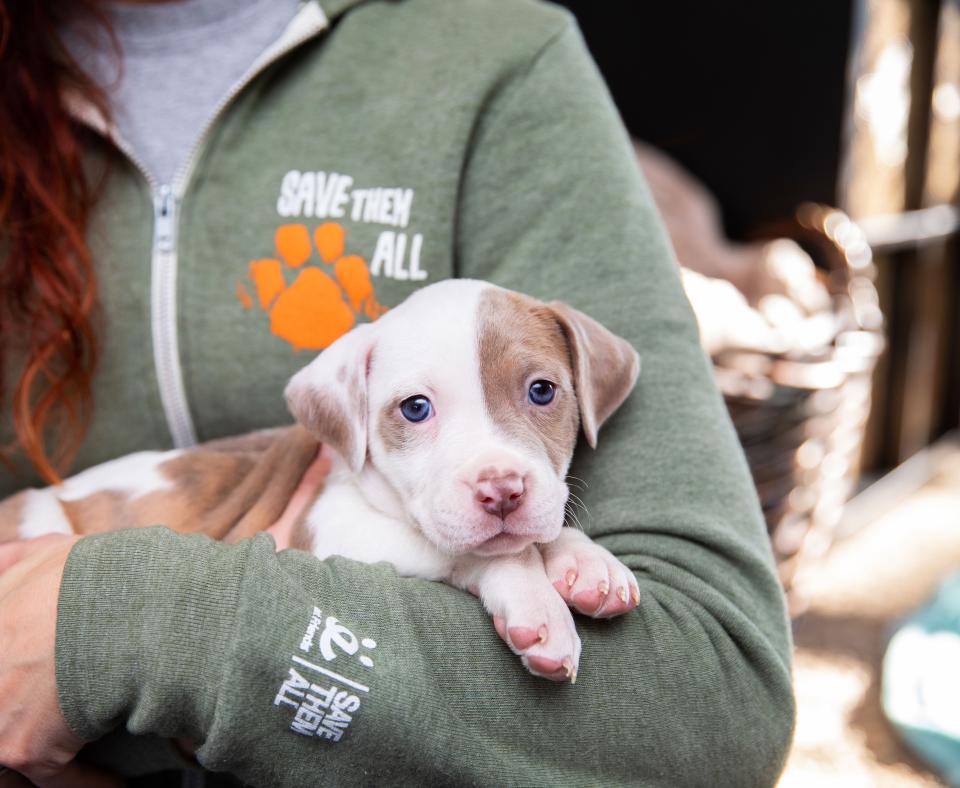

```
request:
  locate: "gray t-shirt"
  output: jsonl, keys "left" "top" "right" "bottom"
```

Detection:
{"left": 64, "top": 0, "right": 300, "bottom": 185}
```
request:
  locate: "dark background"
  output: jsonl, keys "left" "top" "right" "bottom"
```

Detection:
{"left": 555, "top": 1, "right": 855, "bottom": 239}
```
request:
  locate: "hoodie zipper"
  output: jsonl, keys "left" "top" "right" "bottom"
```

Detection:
{"left": 151, "top": 184, "right": 194, "bottom": 447}
{"left": 101, "top": 132, "right": 199, "bottom": 448}
{"left": 88, "top": 2, "right": 329, "bottom": 448}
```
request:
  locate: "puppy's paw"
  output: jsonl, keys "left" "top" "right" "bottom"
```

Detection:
{"left": 491, "top": 589, "right": 581, "bottom": 683}
{"left": 541, "top": 527, "right": 640, "bottom": 619}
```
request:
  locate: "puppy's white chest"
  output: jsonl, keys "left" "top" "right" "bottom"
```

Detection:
{"left": 304, "top": 470, "right": 453, "bottom": 582}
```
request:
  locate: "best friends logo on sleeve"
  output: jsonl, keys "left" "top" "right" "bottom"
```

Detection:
{"left": 273, "top": 605, "right": 379, "bottom": 743}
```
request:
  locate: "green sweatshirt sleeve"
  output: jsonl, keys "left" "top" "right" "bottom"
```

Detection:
{"left": 455, "top": 12, "right": 796, "bottom": 777}
{"left": 56, "top": 13, "right": 794, "bottom": 788}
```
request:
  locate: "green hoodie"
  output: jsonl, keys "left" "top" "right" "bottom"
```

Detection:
{"left": 3, "top": 0, "right": 794, "bottom": 784}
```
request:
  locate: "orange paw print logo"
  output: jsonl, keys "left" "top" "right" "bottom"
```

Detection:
{"left": 237, "top": 223, "right": 388, "bottom": 351}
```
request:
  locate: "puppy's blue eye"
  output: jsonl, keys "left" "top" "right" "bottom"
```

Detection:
{"left": 400, "top": 395, "right": 433, "bottom": 423}
{"left": 528, "top": 380, "right": 556, "bottom": 406}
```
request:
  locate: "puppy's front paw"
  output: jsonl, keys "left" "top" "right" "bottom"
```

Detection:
{"left": 491, "top": 589, "right": 581, "bottom": 683}
{"left": 541, "top": 527, "right": 640, "bottom": 619}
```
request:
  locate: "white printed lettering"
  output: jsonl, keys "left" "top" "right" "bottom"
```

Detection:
{"left": 294, "top": 174, "right": 315, "bottom": 217}
{"left": 316, "top": 726, "right": 342, "bottom": 742}
{"left": 324, "top": 706, "right": 351, "bottom": 724}
{"left": 312, "top": 172, "right": 337, "bottom": 218}
{"left": 305, "top": 684, "right": 338, "bottom": 711}
{"left": 276, "top": 607, "right": 379, "bottom": 744}
{"left": 300, "top": 607, "right": 324, "bottom": 652}
{"left": 379, "top": 190, "right": 394, "bottom": 225}
{"left": 363, "top": 189, "right": 382, "bottom": 224}
{"left": 409, "top": 233, "right": 427, "bottom": 281}
{"left": 285, "top": 679, "right": 358, "bottom": 742}
{"left": 395, "top": 189, "right": 413, "bottom": 228}
{"left": 276, "top": 171, "right": 417, "bottom": 232}
{"left": 293, "top": 704, "right": 324, "bottom": 731}
{"left": 393, "top": 233, "right": 409, "bottom": 281}
{"left": 333, "top": 691, "right": 360, "bottom": 714}
{"left": 330, "top": 175, "right": 353, "bottom": 218}
{"left": 274, "top": 667, "right": 312, "bottom": 709}
{"left": 350, "top": 189, "right": 366, "bottom": 222}
{"left": 318, "top": 616, "right": 360, "bottom": 662}
{"left": 369, "top": 231, "right": 429, "bottom": 281}
{"left": 276, "top": 170, "right": 301, "bottom": 216}
{"left": 370, "top": 231, "right": 394, "bottom": 277}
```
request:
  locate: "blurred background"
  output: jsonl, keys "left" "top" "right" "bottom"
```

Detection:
{"left": 555, "top": 0, "right": 960, "bottom": 785}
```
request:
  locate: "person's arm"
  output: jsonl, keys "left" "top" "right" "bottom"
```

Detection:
{"left": 44, "top": 13, "right": 793, "bottom": 787}
{"left": 458, "top": 12, "right": 795, "bottom": 778}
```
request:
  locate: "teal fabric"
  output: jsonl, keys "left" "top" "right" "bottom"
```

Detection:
{"left": 883, "top": 572, "right": 960, "bottom": 787}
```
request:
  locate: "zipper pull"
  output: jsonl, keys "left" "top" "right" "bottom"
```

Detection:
{"left": 154, "top": 185, "right": 177, "bottom": 253}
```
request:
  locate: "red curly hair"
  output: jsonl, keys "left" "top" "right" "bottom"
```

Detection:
{"left": 0, "top": 1, "right": 117, "bottom": 483}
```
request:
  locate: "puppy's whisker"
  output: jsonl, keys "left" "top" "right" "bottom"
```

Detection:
{"left": 566, "top": 492, "right": 590, "bottom": 519}
{"left": 565, "top": 475, "right": 589, "bottom": 491}
{"left": 564, "top": 501, "right": 586, "bottom": 532}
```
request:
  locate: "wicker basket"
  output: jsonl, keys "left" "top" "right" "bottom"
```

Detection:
{"left": 711, "top": 205, "right": 885, "bottom": 601}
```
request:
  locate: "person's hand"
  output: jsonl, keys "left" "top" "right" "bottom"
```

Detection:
{"left": 0, "top": 535, "right": 120, "bottom": 788}
{"left": 266, "top": 444, "right": 332, "bottom": 551}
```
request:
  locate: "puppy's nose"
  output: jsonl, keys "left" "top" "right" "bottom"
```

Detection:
{"left": 474, "top": 474, "right": 525, "bottom": 518}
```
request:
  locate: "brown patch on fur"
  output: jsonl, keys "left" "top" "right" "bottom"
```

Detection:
{"left": 197, "top": 428, "right": 289, "bottom": 454}
{"left": 0, "top": 491, "right": 28, "bottom": 543}
{"left": 477, "top": 289, "right": 580, "bottom": 473}
{"left": 61, "top": 491, "right": 128, "bottom": 535}
{"left": 287, "top": 374, "right": 363, "bottom": 471}
{"left": 38, "top": 426, "right": 320, "bottom": 543}
{"left": 288, "top": 387, "right": 354, "bottom": 462}
{"left": 378, "top": 399, "right": 407, "bottom": 453}
{"left": 178, "top": 425, "right": 320, "bottom": 544}
{"left": 547, "top": 301, "right": 641, "bottom": 447}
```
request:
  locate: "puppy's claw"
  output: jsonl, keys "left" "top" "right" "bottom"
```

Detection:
{"left": 562, "top": 657, "right": 576, "bottom": 683}
{"left": 617, "top": 587, "right": 628, "bottom": 604}
{"left": 631, "top": 586, "right": 640, "bottom": 606}
{"left": 598, "top": 580, "right": 609, "bottom": 596}
{"left": 538, "top": 624, "right": 548, "bottom": 644}
{"left": 565, "top": 569, "right": 577, "bottom": 588}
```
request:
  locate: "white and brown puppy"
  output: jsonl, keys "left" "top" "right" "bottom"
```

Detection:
{"left": 0, "top": 279, "right": 641, "bottom": 682}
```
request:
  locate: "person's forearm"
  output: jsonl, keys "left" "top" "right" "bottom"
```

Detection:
{"left": 455, "top": 8, "right": 794, "bottom": 783}
{"left": 57, "top": 518, "right": 789, "bottom": 788}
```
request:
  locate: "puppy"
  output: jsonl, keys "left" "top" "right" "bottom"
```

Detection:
{"left": 0, "top": 279, "right": 641, "bottom": 681}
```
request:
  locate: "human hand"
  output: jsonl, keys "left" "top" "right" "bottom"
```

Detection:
{"left": 265, "top": 444, "right": 332, "bottom": 551}
{"left": 0, "top": 535, "right": 121, "bottom": 788}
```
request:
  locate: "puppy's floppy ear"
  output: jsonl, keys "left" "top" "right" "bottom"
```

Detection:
{"left": 284, "top": 323, "right": 376, "bottom": 473}
{"left": 548, "top": 302, "right": 641, "bottom": 448}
